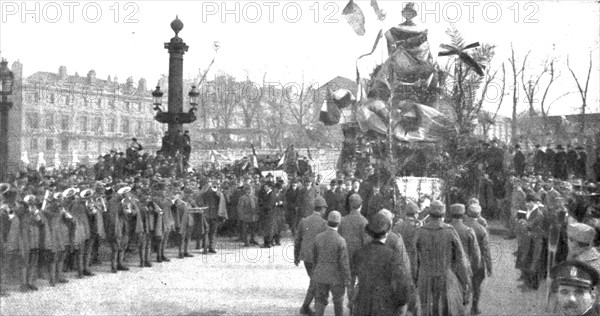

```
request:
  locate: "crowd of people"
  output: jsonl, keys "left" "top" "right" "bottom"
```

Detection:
{"left": 1, "top": 137, "right": 600, "bottom": 316}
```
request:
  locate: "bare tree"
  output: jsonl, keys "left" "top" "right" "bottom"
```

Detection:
{"left": 282, "top": 74, "right": 319, "bottom": 143}
{"left": 566, "top": 51, "right": 593, "bottom": 134}
{"left": 480, "top": 63, "right": 507, "bottom": 138}
{"left": 508, "top": 43, "right": 530, "bottom": 143}
{"left": 521, "top": 48, "right": 559, "bottom": 132}
{"left": 206, "top": 74, "right": 238, "bottom": 129}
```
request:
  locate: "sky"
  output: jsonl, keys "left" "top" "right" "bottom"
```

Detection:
{"left": 1, "top": 0, "right": 599, "bottom": 117}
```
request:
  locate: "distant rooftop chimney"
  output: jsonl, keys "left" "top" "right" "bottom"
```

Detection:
{"left": 58, "top": 66, "right": 67, "bottom": 80}
{"left": 138, "top": 78, "right": 147, "bottom": 92}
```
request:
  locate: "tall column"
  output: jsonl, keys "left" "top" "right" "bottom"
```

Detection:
{"left": 164, "top": 16, "right": 188, "bottom": 135}
{"left": 0, "top": 103, "right": 9, "bottom": 180}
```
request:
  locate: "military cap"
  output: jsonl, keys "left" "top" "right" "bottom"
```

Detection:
{"left": 449, "top": 204, "right": 466, "bottom": 216}
{"left": 378, "top": 209, "right": 394, "bottom": 224}
{"left": 405, "top": 201, "right": 420, "bottom": 215}
{"left": 327, "top": 211, "right": 342, "bottom": 224}
{"left": 568, "top": 223, "right": 596, "bottom": 245}
{"left": 551, "top": 260, "right": 599, "bottom": 289}
{"left": 0, "top": 183, "right": 11, "bottom": 195}
{"left": 467, "top": 204, "right": 482, "bottom": 217}
{"left": 556, "top": 144, "right": 564, "bottom": 150}
{"left": 367, "top": 212, "right": 392, "bottom": 235}
{"left": 23, "top": 194, "right": 37, "bottom": 205}
{"left": 314, "top": 196, "right": 327, "bottom": 208}
{"left": 468, "top": 198, "right": 480, "bottom": 205}
{"left": 330, "top": 179, "right": 337, "bottom": 186}
{"left": 429, "top": 200, "right": 445, "bottom": 216}
{"left": 348, "top": 194, "right": 362, "bottom": 209}
{"left": 80, "top": 189, "right": 94, "bottom": 199}
{"left": 62, "top": 188, "right": 77, "bottom": 199}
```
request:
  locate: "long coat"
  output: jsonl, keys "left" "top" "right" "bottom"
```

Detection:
{"left": 152, "top": 196, "right": 174, "bottom": 238}
{"left": 104, "top": 196, "right": 130, "bottom": 247}
{"left": 339, "top": 209, "right": 368, "bottom": 272}
{"left": 351, "top": 240, "right": 414, "bottom": 316}
{"left": 272, "top": 190, "right": 286, "bottom": 233}
{"left": 515, "top": 205, "right": 547, "bottom": 274}
{"left": 416, "top": 219, "right": 471, "bottom": 316}
{"left": 312, "top": 228, "right": 351, "bottom": 285}
{"left": 44, "top": 204, "right": 72, "bottom": 253}
{"left": 70, "top": 200, "right": 91, "bottom": 247}
{"left": 173, "top": 199, "right": 194, "bottom": 235}
{"left": 464, "top": 217, "right": 492, "bottom": 277}
{"left": 450, "top": 220, "right": 481, "bottom": 277}
{"left": 259, "top": 190, "right": 276, "bottom": 236}
{"left": 294, "top": 212, "right": 326, "bottom": 264}
{"left": 134, "top": 199, "right": 155, "bottom": 234}
{"left": 393, "top": 218, "right": 421, "bottom": 282}
{"left": 237, "top": 194, "right": 258, "bottom": 223}
{"left": 89, "top": 197, "right": 106, "bottom": 239}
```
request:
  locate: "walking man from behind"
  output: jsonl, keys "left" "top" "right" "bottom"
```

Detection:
{"left": 312, "top": 211, "right": 351, "bottom": 316}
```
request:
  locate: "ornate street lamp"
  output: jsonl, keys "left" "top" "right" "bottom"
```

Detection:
{"left": 152, "top": 85, "right": 164, "bottom": 112}
{"left": 188, "top": 85, "right": 199, "bottom": 112}
{"left": 0, "top": 59, "right": 15, "bottom": 180}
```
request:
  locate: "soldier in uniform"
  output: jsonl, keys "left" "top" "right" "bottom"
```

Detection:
{"left": 294, "top": 196, "right": 327, "bottom": 315}
{"left": 555, "top": 145, "right": 569, "bottom": 181}
{"left": 393, "top": 200, "right": 421, "bottom": 283}
{"left": 551, "top": 260, "right": 600, "bottom": 316}
{"left": 312, "top": 211, "right": 351, "bottom": 316}
{"left": 237, "top": 184, "right": 259, "bottom": 247}
{"left": 415, "top": 200, "right": 471, "bottom": 316}
{"left": 515, "top": 193, "right": 548, "bottom": 289}
{"left": 567, "top": 223, "right": 600, "bottom": 275}
{"left": 465, "top": 203, "right": 493, "bottom": 315}
{"left": 152, "top": 182, "right": 174, "bottom": 261}
{"left": 105, "top": 185, "right": 132, "bottom": 272}
{"left": 351, "top": 212, "right": 414, "bottom": 316}
{"left": 135, "top": 186, "right": 155, "bottom": 267}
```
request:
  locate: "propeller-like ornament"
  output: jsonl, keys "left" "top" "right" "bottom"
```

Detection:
{"left": 438, "top": 42, "right": 485, "bottom": 76}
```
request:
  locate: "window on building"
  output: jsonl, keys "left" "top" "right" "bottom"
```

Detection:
{"left": 46, "top": 139, "right": 54, "bottom": 151}
{"left": 122, "top": 118, "right": 129, "bottom": 134}
{"left": 31, "top": 138, "right": 38, "bottom": 151}
{"left": 109, "top": 99, "right": 115, "bottom": 109}
{"left": 97, "top": 141, "right": 102, "bottom": 154}
{"left": 27, "top": 112, "right": 40, "bottom": 129}
{"left": 109, "top": 118, "right": 116, "bottom": 132}
{"left": 81, "top": 116, "right": 88, "bottom": 132}
{"left": 65, "top": 94, "right": 70, "bottom": 105}
{"left": 138, "top": 102, "right": 142, "bottom": 112}
{"left": 84, "top": 97, "right": 89, "bottom": 107}
{"left": 45, "top": 113, "right": 54, "bottom": 129}
{"left": 61, "top": 139, "right": 69, "bottom": 151}
{"left": 61, "top": 115, "right": 69, "bottom": 131}
{"left": 125, "top": 102, "right": 130, "bottom": 111}
{"left": 95, "top": 117, "right": 103, "bottom": 132}
{"left": 137, "top": 121, "right": 143, "bottom": 134}
{"left": 97, "top": 98, "right": 102, "bottom": 108}
{"left": 83, "top": 141, "right": 88, "bottom": 151}
{"left": 34, "top": 91, "right": 40, "bottom": 103}
{"left": 50, "top": 94, "right": 55, "bottom": 104}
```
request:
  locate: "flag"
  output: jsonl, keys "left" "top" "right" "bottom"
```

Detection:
{"left": 319, "top": 88, "right": 341, "bottom": 126}
{"left": 277, "top": 147, "right": 288, "bottom": 167}
{"left": 250, "top": 144, "right": 259, "bottom": 169}
{"left": 342, "top": 0, "right": 365, "bottom": 36}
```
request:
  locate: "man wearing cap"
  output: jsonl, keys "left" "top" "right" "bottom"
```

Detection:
{"left": 393, "top": 201, "right": 422, "bottom": 283}
{"left": 272, "top": 182, "right": 286, "bottom": 246}
{"left": 294, "top": 196, "right": 327, "bottom": 315}
{"left": 555, "top": 145, "right": 568, "bottom": 181}
{"left": 575, "top": 146, "right": 587, "bottom": 179}
{"left": 299, "top": 177, "right": 318, "bottom": 219}
{"left": 339, "top": 194, "right": 368, "bottom": 285}
{"left": 567, "top": 223, "right": 600, "bottom": 275}
{"left": 514, "top": 144, "right": 526, "bottom": 177}
{"left": 465, "top": 203, "right": 493, "bottom": 315}
{"left": 312, "top": 211, "right": 351, "bottom": 316}
{"left": 285, "top": 179, "right": 300, "bottom": 236}
{"left": 323, "top": 180, "right": 338, "bottom": 219}
{"left": 42, "top": 191, "right": 71, "bottom": 287}
{"left": 551, "top": 260, "right": 600, "bottom": 316}
{"left": 105, "top": 185, "right": 130, "bottom": 272}
{"left": 173, "top": 189, "right": 195, "bottom": 258}
{"left": 415, "top": 200, "right": 471, "bottom": 316}
{"left": 72, "top": 188, "right": 96, "bottom": 278}
{"left": 344, "top": 179, "right": 362, "bottom": 216}
{"left": 449, "top": 203, "right": 481, "bottom": 279}
{"left": 259, "top": 181, "right": 276, "bottom": 248}
{"left": 237, "top": 184, "right": 259, "bottom": 247}
{"left": 351, "top": 212, "right": 414, "bottom": 316}
{"left": 515, "top": 193, "right": 548, "bottom": 289}
{"left": 533, "top": 144, "right": 546, "bottom": 175}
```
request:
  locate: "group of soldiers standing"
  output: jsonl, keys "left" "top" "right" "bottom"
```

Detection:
{"left": 292, "top": 187, "right": 494, "bottom": 316}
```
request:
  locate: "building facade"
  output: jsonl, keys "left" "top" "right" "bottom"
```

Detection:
{"left": 8, "top": 62, "right": 165, "bottom": 172}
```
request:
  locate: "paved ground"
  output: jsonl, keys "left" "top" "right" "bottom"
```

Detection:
{"left": 1, "top": 221, "right": 557, "bottom": 315}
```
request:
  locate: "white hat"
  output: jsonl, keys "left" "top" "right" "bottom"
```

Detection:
{"left": 62, "top": 188, "right": 77, "bottom": 199}
{"left": 23, "top": 194, "right": 37, "bottom": 205}
{"left": 117, "top": 186, "right": 131, "bottom": 195}
{"left": 80, "top": 189, "right": 94, "bottom": 199}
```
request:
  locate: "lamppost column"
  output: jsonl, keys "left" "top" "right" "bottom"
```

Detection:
{"left": 0, "top": 101, "right": 10, "bottom": 181}
{"left": 164, "top": 16, "right": 188, "bottom": 135}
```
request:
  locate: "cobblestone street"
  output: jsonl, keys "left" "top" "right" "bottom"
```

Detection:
{"left": 1, "top": 223, "right": 555, "bottom": 315}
